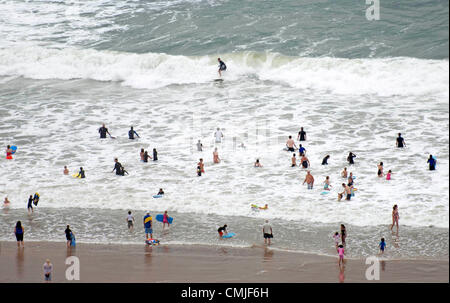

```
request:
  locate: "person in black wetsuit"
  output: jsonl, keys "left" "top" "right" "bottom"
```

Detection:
{"left": 112, "top": 158, "right": 123, "bottom": 175}
{"left": 347, "top": 152, "right": 356, "bottom": 165}
{"left": 217, "top": 224, "right": 228, "bottom": 237}
{"left": 143, "top": 151, "right": 151, "bottom": 163}
{"left": 76, "top": 167, "right": 85, "bottom": 178}
{"left": 322, "top": 155, "right": 330, "bottom": 165}
{"left": 99, "top": 124, "right": 112, "bottom": 139}
{"left": 218, "top": 58, "right": 226, "bottom": 77}
{"left": 65, "top": 225, "right": 72, "bottom": 248}
{"left": 27, "top": 195, "right": 33, "bottom": 213}
{"left": 128, "top": 126, "right": 140, "bottom": 140}
{"left": 427, "top": 155, "right": 436, "bottom": 170}
{"left": 153, "top": 148, "right": 158, "bottom": 161}
{"left": 396, "top": 133, "right": 406, "bottom": 148}
{"left": 297, "top": 127, "right": 306, "bottom": 141}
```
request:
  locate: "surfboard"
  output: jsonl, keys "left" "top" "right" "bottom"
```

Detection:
{"left": 71, "top": 234, "right": 76, "bottom": 247}
{"left": 11, "top": 146, "right": 17, "bottom": 154}
{"left": 156, "top": 214, "right": 173, "bottom": 224}
{"left": 214, "top": 79, "right": 224, "bottom": 82}
{"left": 320, "top": 191, "right": 330, "bottom": 195}
{"left": 145, "top": 238, "right": 160, "bottom": 246}
{"left": 153, "top": 195, "right": 163, "bottom": 198}
{"left": 222, "top": 232, "right": 235, "bottom": 239}
{"left": 72, "top": 173, "right": 81, "bottom": 179}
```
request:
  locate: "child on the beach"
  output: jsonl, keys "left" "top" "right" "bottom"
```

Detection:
{"left": 338, "top": 244, "right": 345, "bottom": 267}
{"left": 379, "top": 238, "right": 386, "bottom": 254}
{"left": 324, "top": 176, "right": 331, "bottom": 191}
{"left": 163, "top": 211, "right": 170, "bottom": 229}
{"left": 333, "top": 232, "right": 340, "bottom": 251}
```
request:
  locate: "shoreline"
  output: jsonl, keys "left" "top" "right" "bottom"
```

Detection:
{"left": 0, "top": 241, "right": 448, "bottom": 283}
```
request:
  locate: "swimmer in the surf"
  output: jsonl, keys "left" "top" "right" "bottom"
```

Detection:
{"left": 112, "top": 158, "right": 123, "bottom": 175}
{"left": 99, "top": 124, "right": 113, "bottom": 139}
{"left": 300, "top": 155, "right": 310, "bottom": 168}
{"left": 324, "top": 176, "right": 331, "bottom": 190}
{"left": 322, "top": 155, "right": 330, "bottom": 165}
{"left": 213, "top": 148, "right": 220, "bottom": 163}
{"left": 347, "top": 152, "right": 356, "bottom": 165}
{"left": 341, "top": 167, "right": 348, "bottom": 178}
{"left": 140, "top": 148, "right": 145, "bottom": 161}
{"left": 218, "top": 224, "right": 228, "bottom": 237}
{"left": 297, "top": 127, "right": 306, "bottom": 141}
{"left": 396, "top": 133, "right": 406, "bottom": 148}
{"left": 291, "top": 153, "right": 296, "bottom": 167}
{"left": 76, "top": 167, "right": 85, "bottom": 179}
{"left": 128, "top": 126, "right": 140, "bottom": 140}
{"left": 63, "top": 166, "right": 69, "bottom": 175}
{"left": 157, "top": 188, "right": 164, "bottom": 195}
{"left": 298, "top": 144, "right": 306, "bottom": 156}
{"left": 259, "top": 204, "right": 268, "bottom": 210}
{"left": 6, "top": 145, "right": 13, "bottom": 159}
{"left": 286, "top": 136, "right": 297, "bottom": 152}
{"left": 197, "top": 140, "right": 203, "bottom": 151}
{"left": 218, "top": 58, "right": 227, "bottom": 77}
{"left": 254, "top": 159, "right": 262, "bottom": 167}
{"left": 377, "top": 162, "right": 384, "bottom": 177}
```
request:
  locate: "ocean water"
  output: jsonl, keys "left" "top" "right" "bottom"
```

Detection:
{"left": 0, "top": 0, "right": 448, "bottom": 260}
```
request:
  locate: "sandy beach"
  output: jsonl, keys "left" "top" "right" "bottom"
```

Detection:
{"left": 0, "top": 241, "right": 447, "bottom": 283}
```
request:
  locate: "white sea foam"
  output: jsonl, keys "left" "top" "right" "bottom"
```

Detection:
{"left": 0, "top": 46, "right": 448, "bottom": 96}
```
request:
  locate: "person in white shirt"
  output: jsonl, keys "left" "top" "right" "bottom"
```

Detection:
{"left": 197, "top": 140, "right": 203, "bottom": 151}
{"left": 126, "top": 211, "right": 135, "bottom": 231}
{"left": 214, "top": 128, "right": 224, "bottom": 143}
{"left": 262, "top": 220, "right": 273, "bottom": 245}
{"left": 43, "top": 259, "right": 53, "bottom": 282}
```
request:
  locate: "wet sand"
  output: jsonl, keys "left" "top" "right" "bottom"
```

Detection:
{"left": 0, "top": 241, "right": 447, "bottom": 283}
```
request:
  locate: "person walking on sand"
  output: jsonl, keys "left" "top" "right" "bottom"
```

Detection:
{"left": 390, "top": 205, "right": 399, "bottom": 235}
{"left": 262, "top": 220, "right": 273, "bottom": 245}
{"left": 303, "top": 171, "right": 314, "bottom": 189}
{"left": 396, "top": 133, "right": 406, "bottom": 148}
{"left": 197, "top": 140, "right": 203, "bottom": 151}
{"left": 286, "top": 136, "right": 297, "bottom": 152}
{"left": 297, "top": 127, "right": 306, "bottom": 141}
{"left": 379, "top": 238, "right": 386, "bottom": 255}
{"left": 65, "top": 225, "right": 73, "bottom": 248}
{"left": 126, "top": 211, "right": 135, "bottom": 231}
{"left": 43, "top": 259, "right": 53, "bottom": 283}
{"left": 214, "top": 128, "right": 224, "bottom": 143}
{"left": 27, "top": 195, "right": 33, "bottom": 213}
{"left": 128, "top": 126, "right": 140, "bottom": 140}
{"left": 14, "top": 221, "right": 24, "bottom": 248}
{"left": 163, "top": 211, "right": 170, "bottom": 229}
{"left": 213, "top": 148, "right": 220, "bottom": 163}
{"left": 98, "top": 123, "right": 113, "bottom": 139}
{"left": 143, "top": 212, "right": 153, "bottom": 239}
{"left": 63, "top": 166, "right": 69, "bottom": 175}
{"left": 338, "top": 244, "right": 345, "bottom": 267}
{"left": 347, "top": 152, "right": 356, "bottom": 165}
{"left": 377, "top": 162, "right": 384, "bottom": 177}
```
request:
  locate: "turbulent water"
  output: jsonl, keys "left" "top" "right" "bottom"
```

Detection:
{"left": 0, "top": 0, "right": 448, "bottom": 259}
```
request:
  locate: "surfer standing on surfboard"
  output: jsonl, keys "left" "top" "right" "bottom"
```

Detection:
{"left": 218, "top": 58, "right": 226, "bottom": 77}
